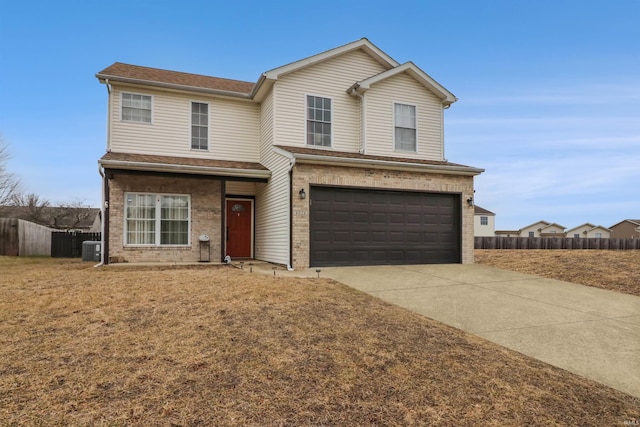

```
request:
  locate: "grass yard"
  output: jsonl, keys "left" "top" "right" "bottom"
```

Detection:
{"left": 0, "top": 257, "right": 639, "bottom": 426}
{"left": 476, "top": 249, "right": 640, "bottom": 297}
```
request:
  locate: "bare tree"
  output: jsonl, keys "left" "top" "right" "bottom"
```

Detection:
{"left": 0, "top": 136, "right": 22, "bottom": 205}
{"left": 51, "top": 198, "right": 94, "bottom": 230}
{"left": 9, "top": 192, "right": 50, "bottom": 225}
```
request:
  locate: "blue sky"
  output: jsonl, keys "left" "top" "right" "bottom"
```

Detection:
{"left": 1, "top": 0, "right": 639, "bottom": 230}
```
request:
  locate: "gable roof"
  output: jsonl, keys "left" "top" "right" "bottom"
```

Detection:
{"left": 540, "top": 223, "right": 566, "bottom": 231}
{"left": 520, "top": 220, "right": 551, "bottom": 230}
{"left": 251, "top": 38, "right": 400, "bottom": 101}
{"left": 474, "top": 205, "right": 495, "bottom": 216}
{"left": 609, "top": 219, "right": 640, "bottom": 229}
{"left": 349, "top": 61, "right": 457, "bottom": 105}
{"left": 262, "top": 38, "right": 399, "bottom": 80}
{"left": 96, "top": 63, "right": 255, "bottom": 97}
{"left": 96, "top": 38, "right": 456, "bottom": 105}
{"left": 565, "top": 223, "right": 611, "bottom": 234}
{"left": 565, "top": 223, "right": 596, "bottom": 233}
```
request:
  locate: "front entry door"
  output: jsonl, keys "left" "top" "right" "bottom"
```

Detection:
{"left": 226, "top": 200, "right": 252, "bottom": 258}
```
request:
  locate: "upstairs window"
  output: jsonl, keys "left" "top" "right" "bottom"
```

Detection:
{"left": 394, "top": 103, "right": 416, "bottom": 152}
{"left": 122, "top": 93, "right": 152, "bottom": 123}
{"left": 528, "top": 231, "right": 535, "bottom": 237}
{"left": 191, "top": 102, "right": 209, "bottom": 150}
{"left": 480, "top": 216, "right": 488, "bottom": 225}
{"left": 307, "top": 95, "right": 331, "bottom": 147}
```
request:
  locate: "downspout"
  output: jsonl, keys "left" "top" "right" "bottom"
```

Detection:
{"left": 95, "top": 80, "right": 113, "bottom": 267}
{"left": 221, "top": 179, "right": 226, "bottom": 262}
{"left": 95, "top": 165, "right": 105, "bottom": 267}
{"left": 349, "top": 88, "right": 366, "bottom": 154}
{"left": 287, "top": 156, "right": 296, "bottom": 271}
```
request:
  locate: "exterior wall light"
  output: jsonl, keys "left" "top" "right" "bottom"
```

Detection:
{"left": 466, "top": 197, "right": 474, "bottom": 207}
{"left": 299, "top": 188, "right": 306, "bottom": 199}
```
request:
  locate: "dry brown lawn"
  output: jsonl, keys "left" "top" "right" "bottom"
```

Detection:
{"left": 476, "top": 250, "right": 640, "bottom": 297}
{"left": 1, "top": 257, "right": 639, "bottom": 426}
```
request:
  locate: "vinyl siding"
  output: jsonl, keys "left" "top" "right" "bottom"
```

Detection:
{"left": 255, "top": 91, "right": 291, "bottom": 265}
{"left": 474, "top": 214, "right": 496, "bottom": 237}
{"left": 225, "top": 181, "right": 256, "bottom": 196}
{"left": 274, "top": 49, "right": 389, "bottom": 153}
{"left": 110, "top": 86, "right": 260, "bottom": 162}
{"left": 365, "top": 72, "right": 444, "bottom": 160}
{"left": 519, "top": 223, "right": 548, "bottom": 237}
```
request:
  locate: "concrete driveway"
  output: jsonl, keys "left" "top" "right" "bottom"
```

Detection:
{"left": 312, "top": 264, "right": 640, "bottom": 399}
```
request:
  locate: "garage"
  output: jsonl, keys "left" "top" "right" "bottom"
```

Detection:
{"left": 309, "top": 186, "right": 461, "bottom": 267}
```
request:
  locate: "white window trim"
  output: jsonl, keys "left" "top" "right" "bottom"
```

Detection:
{"left": 123, "top": 192, "right": 191, "bottom": 247}
{"left": 190, "top": 100, "right": 210, "bottom": 151}
{"left": 120, "top": 91, "right": 153, "bottom": 124}
{"left": 305, "top": 94, "right": 333, "bottom": 149}
{"left": 393, "top": 101, "right": 418, "bottom": 153}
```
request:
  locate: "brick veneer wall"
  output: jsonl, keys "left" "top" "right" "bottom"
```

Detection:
{"left": 291, "top": 163, "right": 476, "bottom": 269}
{"left": 108, "top": 173, "right": 222, "bottom": 263}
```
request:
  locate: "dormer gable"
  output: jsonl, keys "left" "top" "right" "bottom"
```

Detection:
{"left": 348, "top": 62, "right": 457, "bottom": 107}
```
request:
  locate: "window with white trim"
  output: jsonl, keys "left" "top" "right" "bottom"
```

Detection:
{"left": 125, "top": 193, "right": 190, "bottom": 246}
{"left": 307, "top": 95, "right": 331, "bottom": 147}
{"left": 191, "top": 102, "right": 208, "bottom": 150}
{"left": 528, "top": 231, "right": 535, "bottom": 237}
{"left": 121, "top": 93, "right": 152, "bottom": 123}
{"left": 480, "top": 216, "right": 488, "bottom": 225}
{"left": 394, "top": 103, "right": 416, "bottom": 151}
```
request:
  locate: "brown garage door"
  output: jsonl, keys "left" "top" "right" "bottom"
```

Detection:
{"left": 310, "top": 186, "right": 461, "bottom": 267}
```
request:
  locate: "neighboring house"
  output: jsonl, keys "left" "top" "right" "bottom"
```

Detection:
{"left": 495, "top": 230, "right": 520, "bottom": 237}
{"left": 0, "top": 206, "right": 101, "bottom": 232}
{"left": 96, "top": 38, "right": 483, "bottom": 268}
{"left": 517, "top": 220, "right": 565, "bottom": 238}
{"left": 565, "top": 223, "right": 611, "bottom": 239}
{"left": 473, "top": 205, "right": 495, "bottom": 237}
{"left": 609, "top": 219, "right": 640, "bottom": 239}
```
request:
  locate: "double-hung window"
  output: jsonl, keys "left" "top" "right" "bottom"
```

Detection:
{"left": 191, "top": 102, "right": 208, "bottom": 150}
{"left": 121, "top": 93, "right": 152, "bottom": 123}
{"left": 307, "top": 95, "right": 331, "bottom": 147}
{"left": 480, "top": 216, "right": 488, "bottom": 226}
{"left": 125, "top": 193, "right": 190, "bottom": 246}
{"left": 394, "top": 103, "right": 417, "bottom": 151}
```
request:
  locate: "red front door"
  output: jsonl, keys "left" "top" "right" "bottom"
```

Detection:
{"left": 226, "top": 200, "right": 252, "bottom": 258}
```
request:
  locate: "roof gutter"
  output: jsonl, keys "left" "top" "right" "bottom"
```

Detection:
{"left": 95, "top": 74, "right": 253, "bottom": 99}
{"left": 99, "top": 159, "right": 271, "bottom": 179}
{"left": 292, "top": 153, "right": 484, "bottom": 176}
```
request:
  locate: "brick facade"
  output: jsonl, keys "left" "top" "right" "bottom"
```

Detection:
{"left": 107, "top": 173, "right": 222, "bottom": 263}
{"left": 291, "top": 163, "right": 475, "bottom": 269}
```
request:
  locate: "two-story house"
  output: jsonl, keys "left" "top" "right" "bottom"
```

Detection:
{"left": 96, "top": 38, "right": 483, "bottom": 269}
{"left": 473, "top": 205, "right": 496, "bottom": 237}
{"left": 609, "top": 219, "right": 640, "bottom": 239}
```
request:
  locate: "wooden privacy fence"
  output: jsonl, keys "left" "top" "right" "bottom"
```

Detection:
{"left": 51, "top": 232, "right": 101, "bottom": 258}
{"left": 475, "top": 236, "right": 640, "bottom": 250}
{"left": 0, "top": 218, "right": 52, "bottom": 256}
